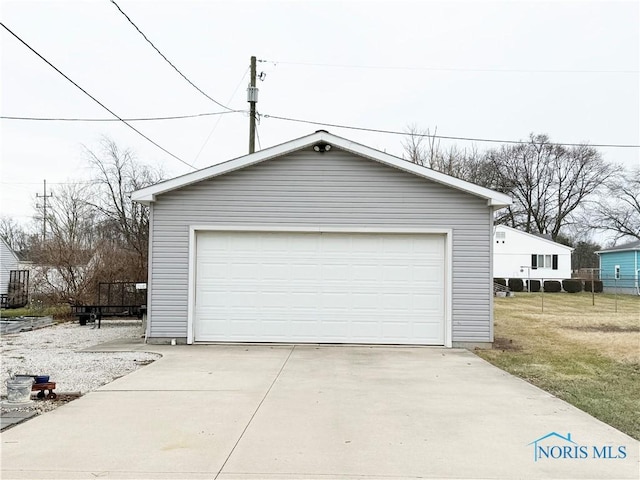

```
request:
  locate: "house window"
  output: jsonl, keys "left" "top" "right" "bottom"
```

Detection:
{"left": 531, "top": 254, "right": 559, "bottom": 270}
{"left": 495, "top": 231, "right": 505, "bottom": 243}
{"left": 614, "top": 265, "right": 620, "bottom": 280}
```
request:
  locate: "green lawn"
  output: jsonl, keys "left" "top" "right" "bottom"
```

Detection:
{"left": 476, "top": 292, "right": 640, "bottom": 440}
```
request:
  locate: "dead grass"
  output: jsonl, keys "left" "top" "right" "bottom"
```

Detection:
{"left": 476, "top": 292, "right": 640, "bottom": 440}
{"left": 494, "top": 292, "right": 640, "bottom": 363}
{"left": 0, "top": 304, "right": 72, "bottom": 322}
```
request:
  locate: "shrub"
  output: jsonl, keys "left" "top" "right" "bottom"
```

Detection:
{"left": 562, "top": 279, "right": 583, "bottom": 293}
{"left": 584, "top": 280, "right": 604, "bottom": 293}
{"left": 508, "top": 278, "right": 524, "bottom": 292}
{"left": 527, "top": 279, "right": 541, "bottom": 292}
{"left": 543, "top": 280, "right": 562, "bottom": 293}
{"left": 494, "top": 278, "right": 507, "bottom": 287}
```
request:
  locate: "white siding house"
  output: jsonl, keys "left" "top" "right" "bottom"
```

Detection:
{"left": 493, "top": 225, "right": 573, "bottom": 280}
{"left": 132, "top": 131, "right": 511, "bottom": 348}
{"left": 1, "top": 238, "right": 19, "bottom": 295}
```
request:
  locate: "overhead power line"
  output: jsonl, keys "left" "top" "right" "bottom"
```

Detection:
{"left": 1, "top": 111, "right": 245, "bottom": 122}
{"left": 0, "top": 22, "right": 196, "bottom": 170}
{"left": 262, "top": 113, "right": 640, "bottom": 149}
{"left": 193, "top": 66, "right": 251, "bottom": 165}
{"left": 1, "top": 181, "right": 98, "bottom": 185}
{"left": 262, "top": 59, "right": 639, "bottom": 75}
{"left": 109, "top": 0, "right": 233, "bottom": 111}
{"left": 255, "top": 123, "right": 262, "bottom": 151}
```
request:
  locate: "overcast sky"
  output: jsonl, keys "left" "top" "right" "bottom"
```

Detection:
{"left": 1, "top": 0, "right": 639, "bottom": 225}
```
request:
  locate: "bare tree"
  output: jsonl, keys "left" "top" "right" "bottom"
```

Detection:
{"left": 402, "top": 124, "right": 438, "bottom": 167}
{"left": 402, "top": 125, "right": 493, "bottom": 184}
{"left": 402, "top": 128, "right": 620, "bottom": 241}
{"left": 84, "top": 137, "right": 163, "bottom": 277}
{"left": 484, "top": 134, "right": 618, "bottom": 240}
{"left": 0, "top": 216, "right": 31, "bottom": 254}
{"left": 45, "top": 184, "right": 98, "bottom": 249}
{"left": 590, "top": 168, "right": 640, "bottom": 241}
{"left": 29, "top": 184, "right": 98, "bottom": 303}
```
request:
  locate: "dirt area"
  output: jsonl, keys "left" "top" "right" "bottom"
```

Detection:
{"left": 564, "top": 324, "right": 640, "bottom": 333}
{"left": 492, "top": 336, "right": 522, "bottom": 351}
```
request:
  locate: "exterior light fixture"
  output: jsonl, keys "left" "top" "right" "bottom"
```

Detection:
{"left": 313, "top": 143, "right": 332, "bottom": 153}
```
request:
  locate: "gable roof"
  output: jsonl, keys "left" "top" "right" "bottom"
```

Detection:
{"left": 132, "top": 131, "right": 512, "bottom": 208}
{"left": 596, "top": 239, "right": 640, "bottom": 254}
{"left": 494, "top": 225, "right": 574, "bottom": 251}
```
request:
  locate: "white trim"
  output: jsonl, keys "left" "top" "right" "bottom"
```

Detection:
{"left": 444, "top": 229, "right": 453, "bottom": 348}
{"left": 489, "top": 212, "right": 495, "bottom": 343}
{"left": 187, "top": 227, "right": 197, "bottom": 344}
{"left": 189, "top": 224, "right": 451, "bottom": 234}
{"left": 144, "top": 207, "right": 154, "bottom": 341}
{"left": 132, "top": 131, "right": 512, "bottom": 208}
{"left": 188, "top": 225, "right": 453, "bottom": 347}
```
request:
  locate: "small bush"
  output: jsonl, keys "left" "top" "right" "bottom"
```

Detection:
{"left": 508, "top": 278, "right": 524, "bottom": 292}
{"left": 494, "top": 278, "right": 507, "bottom": 287}
{"left": 543, "top": 280, "right": 562, "bottom": 293}
{"left": 562, "top": 279, "right": 583, "bottom": 293}
{"left": 584, "top": 280, "right": 604, "bottom": 293}
{"left": 527, "top": 279, "right": 541, "bottom": 292}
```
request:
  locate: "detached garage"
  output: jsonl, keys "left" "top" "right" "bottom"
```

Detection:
{"left": 132, "top": 131, "right": 511, "bottom": 347}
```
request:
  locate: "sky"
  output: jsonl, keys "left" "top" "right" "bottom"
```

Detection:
{"left": 1, "top": 0, "right": 639, "bottom": 227}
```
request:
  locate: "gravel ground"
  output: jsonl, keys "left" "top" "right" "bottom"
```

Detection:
{"left": 1, "top": 320, "right": 160, "bottom": 415}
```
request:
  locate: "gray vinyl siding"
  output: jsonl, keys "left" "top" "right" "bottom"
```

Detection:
{"left": 149, "top": 147, "right": 492, "bottom": 342}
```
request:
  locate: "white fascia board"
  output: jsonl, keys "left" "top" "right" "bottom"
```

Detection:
{"left": 131, "top": 132, "right": 327, "bottom": 204}
{"left": 132, "top": 131, "right": 512, "bottom": 207}
{"left": 494, "top": 225, "right": 574, "bottom": 252}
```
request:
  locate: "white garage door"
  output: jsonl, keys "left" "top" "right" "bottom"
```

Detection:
{"left": 194, "top": 231, "right": 446, "bottom": 345}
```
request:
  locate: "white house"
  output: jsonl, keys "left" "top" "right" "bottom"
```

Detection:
{"left": 493, "top": 225, "right": 573, "bottom": 280}
{"left": 1, "top": 238, "right": 20, "bottom": 294}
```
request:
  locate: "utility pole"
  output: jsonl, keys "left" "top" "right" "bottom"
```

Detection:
{"left": 248, "top": 55, "right": 258, "bottom": 154}
{"left": 36, "top": 179, "right": 53, "bottom": 242}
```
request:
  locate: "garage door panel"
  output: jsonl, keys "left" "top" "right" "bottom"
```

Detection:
{"left": 351, "top": 265, "right": 380, "bottom": 280}
{"left": 195, "top": 231, "right": 445, "bottom": 345}
{"left": 381, "top": 322, "right": 410, "bottom": 338}
{"left": 411, "top": 322, "right": 444, "bottom": 340}
{"left": 319, "top": 292, "right": 351, "bottom": 308}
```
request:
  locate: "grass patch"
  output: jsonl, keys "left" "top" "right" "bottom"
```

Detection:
{"left": 477, "top": 292, "right": 640, "bottom": 440}
{"left": 0, "top": 304, "right": 72, "bottom": 322}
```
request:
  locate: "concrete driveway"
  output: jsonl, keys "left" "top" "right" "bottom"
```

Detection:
{"left": 1, "top": 342, "right": 638, "bottom": 479}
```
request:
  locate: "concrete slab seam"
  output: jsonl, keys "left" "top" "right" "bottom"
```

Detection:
{"left": 214, "top": 345, "right": 296, "bottom": 479}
